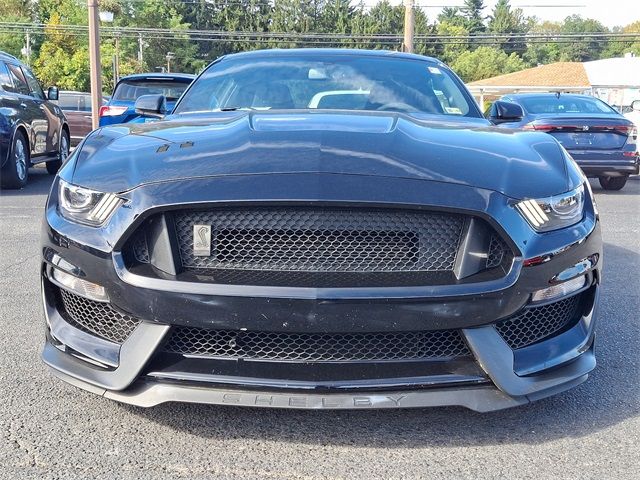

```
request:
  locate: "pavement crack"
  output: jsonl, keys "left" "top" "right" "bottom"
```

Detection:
{"left": 0, "top": 253, "right": 39, "bottom": 274}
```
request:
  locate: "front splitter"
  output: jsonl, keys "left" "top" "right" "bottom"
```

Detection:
{"left": 48, "top": 367, "right": 589, "bottom": 412}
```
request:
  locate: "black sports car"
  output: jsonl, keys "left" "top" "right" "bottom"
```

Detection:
{"left": 42, "top": 49, "right": 602, "bottom": 411}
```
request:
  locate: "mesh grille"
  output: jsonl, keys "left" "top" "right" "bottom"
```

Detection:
{"left": 58, "top": 289, "right": 140, "bottom": 344}
{"left": 486, "top": 234, "right": 509, "bottom": 269}
{"left": 131, "top": 231, "right": 149, "bottom": 264}
{"left": 495, "top": 294, "right": 582, "bottom": 350}
{"left": 164, "top": 327, "right": 471, "bottom": 361}
{"left": 174, "top": 208, "right": 464, "bottom": 274}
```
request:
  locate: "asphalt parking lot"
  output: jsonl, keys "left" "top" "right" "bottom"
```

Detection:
{"left": 0, "top": 169, "right": 638, "bottom": 480}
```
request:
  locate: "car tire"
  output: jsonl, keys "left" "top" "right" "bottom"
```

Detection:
{"left": 46, "top": 130, "right": 69, "bottom": 175}
{"left": 1, "top": 131, "right": 29, "bottom": 189}
{"left": 599, "top": 175, "right": 628, "bottom": 191}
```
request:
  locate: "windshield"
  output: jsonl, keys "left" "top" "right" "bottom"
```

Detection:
{"left": 520, "top": 96, "right": 617, "bottom": 115}
{"left": 174, "top": 54, "right": 476, "bottom": 117}
{"left": 113, "top": 79, "right": 190, "bottom": 102}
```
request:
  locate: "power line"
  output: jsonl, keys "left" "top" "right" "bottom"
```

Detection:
{"left": 3, "top": 22, "right": 638, "bottom": 42}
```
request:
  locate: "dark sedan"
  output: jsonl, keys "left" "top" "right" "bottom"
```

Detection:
{"left": 99, "top": 73, "right": 194, "bottom": 126}
{"left": 487, "top": 93, "right": 638, "bottom": 190}
{"left": 42, "top": 49, "right": 602, "bottom": 411}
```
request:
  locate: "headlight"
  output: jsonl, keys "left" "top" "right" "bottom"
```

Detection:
{"left": 516, "top": 185, "right": 584, "bottom": 232}
{"left": 58, "top": 179, "right": 123, "bottom": 226}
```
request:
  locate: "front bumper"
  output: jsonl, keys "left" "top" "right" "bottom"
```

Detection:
{"left": 41, "top": 174, "right": 603, "bottom": 411}
{"left": 43, "top": 291, "right": 597, "bottom": 411}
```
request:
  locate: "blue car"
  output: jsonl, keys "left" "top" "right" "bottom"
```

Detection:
{"left": 99, "top": 73, "right": 195, "bottom": 126}
{"left": 487, "top": 93, "right": 639, "bottom": 190}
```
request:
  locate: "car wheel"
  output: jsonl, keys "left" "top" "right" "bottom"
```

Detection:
{"left": 1, "top": 131, "right": 29, "bottom": 189}
{"left": 598, "top": 175, "right": 628, "bottom": 191}
{"left": 46, "top": 130, "right": 69, "bottom": 175}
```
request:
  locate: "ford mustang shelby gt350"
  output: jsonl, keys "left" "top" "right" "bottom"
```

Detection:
{"left": 41, "top": 49, "right": 602, "bottom": 411}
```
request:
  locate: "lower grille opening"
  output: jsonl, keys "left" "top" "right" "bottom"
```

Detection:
{"left": 57, "top": 288, "right": 140, "bottom": 344}
{"left": 163, "top": 327, "right": 471, "bottom": 362}
{"left": 495, "top": 293, "right": 583, "bottom": 350}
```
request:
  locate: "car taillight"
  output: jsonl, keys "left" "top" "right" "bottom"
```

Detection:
{"left": 99, "top": 105, "right": 127, "bottom": 117}
{"left": 602, "top": 125, "right": 634, "bottom": 135}
{"left": 522, "top": 123, "right": 555, "bottom": 132}
{"left": 624, "top": 126, "right": 638, "bottom": 155}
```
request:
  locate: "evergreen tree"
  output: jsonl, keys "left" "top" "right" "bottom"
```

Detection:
{"left": 461, "top": 0, "right": 486, "bottom": 35}
{"left": 488, "top": 0, "right": 528, "bottom": 54}
{"left": 437, "top": 7, "right": 465, "bottom": 28}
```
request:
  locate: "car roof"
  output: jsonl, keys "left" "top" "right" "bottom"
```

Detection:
{"left": 0, "top": 50, "right": 23, "bottom": 65}
{"left": 221, "top": 48, "right": 442, "bottom": 65}
{"left": 506, "top": 93, "right": 598, "bottom": 101}
{"left": 117, "top": 73, "right": 196, "bottom": 83}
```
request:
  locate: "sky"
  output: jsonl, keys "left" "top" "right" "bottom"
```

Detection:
{"left": 372, "top": 1, "right": 640, "bottom": 28}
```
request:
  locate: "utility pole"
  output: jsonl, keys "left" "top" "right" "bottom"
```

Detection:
{"left": 166, "top": 52, "right": 175, "bottom": 73}
{"left": 138, "top": 33, "right": 144, "bottom": 65}
{"left": 25, "top": 31, "right": 31, "bottom": 65}
{"left": 114, "top": 32, "right": 120, "bottom": 82}
{"left": 87, "top": 0, "right": 102, "bottom": 129}
{"left": 403, "top": 0, "right": 415, "bottom": 53}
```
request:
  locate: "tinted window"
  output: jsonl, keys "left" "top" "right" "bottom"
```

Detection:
{"left": 21, "top": 67, "right": 45, "bottom": 100}
{"left": 0, "top": 62, "right": 12, "bottom": 91}
{"left": 113, "top": 80, "right": 190, "bottom": 101}
{"left": 175, "top": 55, "right": 475, "bottom": 117}
{"left": 58, "top": 93, "right": 91, "bottom": 111}
{"left": 520, "top": 96, "right": 616, "bottom": 114}
{"left": 6, "top": 63, "right": 29, "bottom": 95}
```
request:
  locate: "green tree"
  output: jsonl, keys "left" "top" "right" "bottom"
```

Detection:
{"left": 350, "top": 0, "right": 403, "bottom": 50}
{"left": 522, "top": 20, "right": 561, "bottom": 65}
{"left": 118, "top": 0, "right": 198, "bottom": 73}
{"left": 488, "top": 0, "right": 529, "bottom": 54}
{"left": 461, "top": 0, "right": 486, "bottom": 35}
{"left": 0, "top": 0, "right": 33, "bottom": 58}
{"left": 437, "top": 7, "right": 465, "bottom": 28}
{"left": 271, "top": 0, "right": 318, "bottom": 36}
{"left": 451, "top": 46, "right": 526, "bottom": 81}
{"left": 435, "top": 22, "right": 470, "bottom": 64}
{"left": 32, "top": 12, "right": 90, "bottom": 90}
{"left": 319, "top": 0, "right": 354, "bottom": 43}
{"left": 557, "top": 15, "right": 607, "bottom": 61}
{"left": 211, "top": 1, "right": 272, "bottom": 54}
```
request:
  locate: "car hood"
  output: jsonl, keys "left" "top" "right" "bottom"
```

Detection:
{"left": 71, "top": 111, "right": 572, "bottom": 198}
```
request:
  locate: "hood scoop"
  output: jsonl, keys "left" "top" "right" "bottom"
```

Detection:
{"left": 250, "top": 112, "right": 397, "bottom": 134}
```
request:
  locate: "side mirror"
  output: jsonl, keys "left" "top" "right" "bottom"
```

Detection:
{"left": 47, "top": 86, "right": 59, "bottom": 101}
{"left": 134, "top": 94, "right": 166, "bottom": 118}
{"left": 489, "top": 100, "right": 524, "bottom": 124}
{"left": 632, "top": 100, "right": 640, "bottom": 112}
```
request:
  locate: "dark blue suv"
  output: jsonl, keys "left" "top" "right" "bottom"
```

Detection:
{"left": 99, "top": 73, "right": 194, "bottom": 126}
{"left": 488, "top": 93, "right": 638, "bottom": 190}
{"left": 0, "top": 52, "right": 69, "bottom": 189}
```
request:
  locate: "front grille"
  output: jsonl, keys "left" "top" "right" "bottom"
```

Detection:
{"left": 495, "top": 294, "right": 582, "bottom": 350}
{"left": 58, "top": 289, "right": 140, "bottom": 344}
{"left": 130, "top": 231, "right": 150, "bottom": 264}
{"left": 486, "top": 234, "right": 510, "bottom": 269}
{"left": 174, "top": 208, "right": 465, "bottom": 274}
{"left": 164, "top": 327, "right": 471, "bottom": 362}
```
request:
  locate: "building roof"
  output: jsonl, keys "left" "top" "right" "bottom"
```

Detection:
{"left": 583, "top": 56, "right": 640, "bottom": 88}
{"left": 468, "top": 56, "right": 640, "bottom": 90}
{"left": 469, "top": 62, "right": 590, "bottom": 88}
